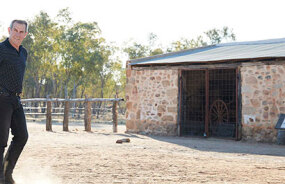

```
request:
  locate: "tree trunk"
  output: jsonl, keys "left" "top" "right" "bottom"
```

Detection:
{"left": 72, "top": 81, "right": 77, "bottom": 117}
{"left": 80, "top": 86, "right": 86, "bottom": 98}
{"left": 64, "top": 84, "right": 68, "bottom": 98}
{"left": 59, "top": 80, "right": 63, "bottom": 98}
{"left": 96, "top": 76, "right": 105, "bottom": 118}
{"left": 52, "top": 73, "right": 57, "bottom": 97}
{"left": 35, "top": 79, "right": 41, "bottom": 98}
{"left": 73, "top": 80, "right": 77, "bottom": 98}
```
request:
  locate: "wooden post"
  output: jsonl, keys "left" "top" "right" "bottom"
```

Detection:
{"left": 35, "top": 102, "right": 38, "bottom": 119}
{"left": 84, "top": 97, "right": 91, "bottom": 132}
{"left": 46, "top": 100, "right": 52, "bottom": 131}
{"left": 112, "top": 98, "right": 118, "bottom": 133}
{"left": 63, "top": 100, "right": 70, "bottom": 131}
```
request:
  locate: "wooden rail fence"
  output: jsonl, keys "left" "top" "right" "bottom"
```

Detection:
{"left": 21, "top": 97, "right": 124, "bottom": 132}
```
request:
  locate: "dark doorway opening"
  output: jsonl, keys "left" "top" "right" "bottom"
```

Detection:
{"left": 180, "top": 69, "right": 237, "bottom": 139}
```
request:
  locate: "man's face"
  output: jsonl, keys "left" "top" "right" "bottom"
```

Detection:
{"left": 8, "top": 22, "right": 28, "bottom": 48}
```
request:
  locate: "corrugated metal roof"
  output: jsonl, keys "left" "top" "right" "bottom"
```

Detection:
{"left": 129, "top": 38, "right": 285, "bottom": 66}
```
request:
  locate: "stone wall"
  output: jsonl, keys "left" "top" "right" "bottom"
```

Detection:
{"left": 126, "top": 61, "right": 285, "bottom": 141}
{"left": 241, "top": 63, "right": 285, "bottom": 142}
{"left": 125, "top": 63, "right": 179, "bottom": 135}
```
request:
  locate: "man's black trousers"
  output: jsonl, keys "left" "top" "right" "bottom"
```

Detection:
{"left": 0, "top": 95, "right": 28, "bottom": 177}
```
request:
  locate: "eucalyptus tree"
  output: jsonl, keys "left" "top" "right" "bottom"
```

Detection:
{"left": 55, "top": 8, "right": 106, "bottom": 98}
{"left": 167, "top": 26, "right": 236, "bottom": 52}
{"left": 21, "top": 8, "right": 121, "bottom": 99}
{"left": 123, "top": 33, "right": 164, "bottom": 59}
{"left": 22, "top": 11, "right": 59, "bottom": 98}
{"left": 123, "top": 42, "right": 149, "bottom": 60}
{"left": 204, "top": 26, "right": 236, "bottom": 45}
{"left": 167, "top": 36, "right": 207, "bottom": 52}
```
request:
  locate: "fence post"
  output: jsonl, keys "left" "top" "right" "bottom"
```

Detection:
{"left": 63, "top": 100, "right": 70, "bottom": 131}
{"left": 84, "top": 96, "right": 91, "bottom": 132}
{"left": 112, "top": 96, "right": 118, "bottom": 133}
{"left": 46, "top": 99, "right": 52, "bottom": 131}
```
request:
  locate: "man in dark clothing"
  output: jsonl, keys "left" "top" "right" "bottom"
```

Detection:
{"left": 0, "top": 20, "right": 29, "bottom": 184}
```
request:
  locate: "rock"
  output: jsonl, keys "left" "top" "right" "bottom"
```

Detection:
{"left": 121, "top": 138, "right": 131, "bottom": 143}
{"left": 245, "top": 76, "right": 257, "bottom": 84}
{"left": 116, "top": 138, "right": 131, "bottom": 144}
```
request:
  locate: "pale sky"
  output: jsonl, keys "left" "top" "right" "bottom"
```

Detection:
{"left": 0, "top": 0, "right": 285, "bottom": 47}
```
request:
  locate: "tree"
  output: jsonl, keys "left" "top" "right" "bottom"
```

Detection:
{"left": 19, "top": 9, "right": 122, "bottom": 100}
{"left": 167, "top": 36, "right": 207, "bottom": 52}
{"left": 22, "top": 11, "right": 59, "bottom": 98}
{"left": 167, "top": 26, "right": 236, "bottom": 52}
{"left": 123, "top": 42, "right": 149, "bottom": 60}
{"left": 204, "top": 26, "right": 236, "bottom": 45}
{"left": 1, "top": 9, "right": 237, "bottom": 101}
{"left": 148, "top": 33, "right": 163, "bottom": 56}
{"left": 124, "top": 33, "right": 164, "bottom": 59}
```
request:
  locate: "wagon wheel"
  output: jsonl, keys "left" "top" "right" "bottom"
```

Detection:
{"left": 209, "top": 100, "right": 229, "bottom": 133}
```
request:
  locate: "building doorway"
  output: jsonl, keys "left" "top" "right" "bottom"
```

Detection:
{"left": 180, "top": 68, "right": 238, "bottom": 138}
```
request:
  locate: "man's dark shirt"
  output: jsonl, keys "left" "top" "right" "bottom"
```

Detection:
{"left": 0, "top": 38, "right": 27, "bottom": 94}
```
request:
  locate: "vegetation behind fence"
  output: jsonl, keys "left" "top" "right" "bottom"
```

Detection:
{"left": 22, "top": 98, "right": 125, "bottom": 132}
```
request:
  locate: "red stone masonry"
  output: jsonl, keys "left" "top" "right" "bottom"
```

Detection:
{"left": 126, "top": 61, "right": 285, "bottom": 142}
{"left": 241, "top": 63, "right": 285, "bottom": 142}
{"left": 125, "top": 62, "right": 179, "bottom": 135}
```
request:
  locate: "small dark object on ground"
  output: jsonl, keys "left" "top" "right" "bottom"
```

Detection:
{"left": 116, "top": 138, "right": 131, "bottom": 144}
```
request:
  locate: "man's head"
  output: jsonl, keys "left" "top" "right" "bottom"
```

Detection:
{"left": 8, "top": 20, "right": 28, "bottom": 49}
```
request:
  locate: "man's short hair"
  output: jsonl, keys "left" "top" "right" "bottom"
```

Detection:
{"left": 10, "top": 20, "right": 28, "bottom": 32}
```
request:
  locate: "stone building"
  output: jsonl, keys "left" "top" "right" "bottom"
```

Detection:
{"left": 125, "top": 38, "right": 285, "bottom": 142}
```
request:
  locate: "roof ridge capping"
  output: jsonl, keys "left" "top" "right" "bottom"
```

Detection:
{"left": 217, "top": 37, "right": 285, "bottom": 47}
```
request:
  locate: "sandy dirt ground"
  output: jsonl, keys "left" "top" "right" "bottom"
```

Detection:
{"left": 7, "top": 121, "right": 285, "bottom": 184}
